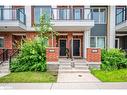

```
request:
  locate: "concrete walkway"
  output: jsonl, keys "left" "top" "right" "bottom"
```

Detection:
{"left": 57, "top": 73, "right": 101, "bottom": 83}
{"left": 0, "top": 83, "right": 127, "bottom": 89}
{"left": 57, "top": 64, "right": 100, "bottom": 83}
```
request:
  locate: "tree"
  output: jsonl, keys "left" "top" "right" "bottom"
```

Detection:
{"left": 34, "top": 13, "right": 58, "bottom": 47}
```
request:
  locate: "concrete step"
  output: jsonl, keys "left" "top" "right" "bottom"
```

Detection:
{"left": 59, "top": 65, "right": 89, "bottom": 70}
{"left": 58, "top": 68, "right": 90, "bottom": 73}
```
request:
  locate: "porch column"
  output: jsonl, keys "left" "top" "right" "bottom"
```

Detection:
{"left": 83, "top": 30, "right": 90, "bottom": 59}
{"left": 107, "top": 6, "right": 116, "bottom": 48}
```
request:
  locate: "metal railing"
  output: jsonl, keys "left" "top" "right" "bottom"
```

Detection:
{"left": 51, "top": 8, "right": 92, "bottom": 20}
{"left": 0, "top": 49, "right": 20, "bottom": 65}
{"left": 0, "top": 8, "right": 26, "bottom": 25}
{"left": 0, "top": 49, "right": 8, "bottom": 64}
{"left": 116, "top": 7, "right": 127, "bottom": 25}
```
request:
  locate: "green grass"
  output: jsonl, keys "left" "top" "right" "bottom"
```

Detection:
{"left": 0, "top": 72, "right": 57, "bottom": 83}
{"left": 91, "top": 69, "right": 127, "bottom": 82}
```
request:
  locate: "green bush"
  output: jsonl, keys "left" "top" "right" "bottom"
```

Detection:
{"left": 10, "top": 37, "right": 47, "bottom": 72}
{"left": 101, "top": 48, "right": 127, "bottom": 71}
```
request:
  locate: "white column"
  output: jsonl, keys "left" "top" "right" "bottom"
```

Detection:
{"left": 83, "top": 30, "right": 90, "bottom": 58}
{"left": 84, "top": 6, "right": 90, "bottom": 19}
{"left": 107, "top": 6, "right": 116, "bottom": 48}
{"left": 25, "top": 6, "right": 31, "bottom": 30}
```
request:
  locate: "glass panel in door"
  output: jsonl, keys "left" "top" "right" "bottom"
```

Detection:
{"left": 73, "top": 39, "right": 80, "bottom": 56}
{"left": 60, "top": 40, "right": 66, "bottom": 56}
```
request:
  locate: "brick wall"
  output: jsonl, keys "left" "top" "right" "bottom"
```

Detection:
{"left": 0, "top": 33, "right": 12, "bottom": 49}
{"left": 86, "top": 48, "right": 101, "bottom": 62}
{"left": 46, "top": 47, "right": 59, "bottom": 62}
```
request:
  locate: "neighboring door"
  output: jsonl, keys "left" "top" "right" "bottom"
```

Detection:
{"left": 73, "top": 39, "right": 81, "bottom": 57}
{"left": 60, "top": 39, "right": 66, "bottom": 56}
{"left": 115, "top": 38, "right": 119, "bottom": 49}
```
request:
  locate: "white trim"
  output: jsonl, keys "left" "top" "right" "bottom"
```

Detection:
{"left": 59, "top": 33, "right": 68, "bottom": 35}
{"left": 116, "top": 34, "right": 127, "bottom": 36}
{"left": 12, "top": 33, "right": 26, "bottom": 36}
{"left": 72, "top": 33, "right": 83, "bottom": 35}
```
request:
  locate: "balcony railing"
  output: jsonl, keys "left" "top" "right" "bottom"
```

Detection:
{"left": 51, "top": 8, "right": 92, "bottom": 20}
{"left": 0, "top": 8, "right": 26, "bottom": 25}
{"left": 116, "top": 7, "right": 127, "bottom": 25}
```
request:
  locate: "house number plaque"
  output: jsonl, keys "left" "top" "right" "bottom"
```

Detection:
{"left": 91, "top": 49, "right": 98, "bottom": 53}
{"left": 49, "top": 49, "right": 55, "bottom": 53}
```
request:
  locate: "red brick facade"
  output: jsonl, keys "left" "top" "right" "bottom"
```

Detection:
{"left": 0, "top": 33, "right": 12, "bottom": 49}
{"left": 0, "top": 32, "right": 37, "bottom": 49}
{"left": 46, "top": 47, "right": 59, "bottom": 62}
{"left": 0, "top": 32, "right": 102, "bottom": 62}
{"left": 86, "top": 48, "right": 101, "bottom": 62}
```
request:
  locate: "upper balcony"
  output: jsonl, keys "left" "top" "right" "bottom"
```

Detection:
{"left": 51, "top": 8, "right": 94, "bottom": 31}
{"left": 116, "top": 7, "right": 127, "bottom": 31}
{"left": 0, "top": 8, "right": 26, "bottom": 31}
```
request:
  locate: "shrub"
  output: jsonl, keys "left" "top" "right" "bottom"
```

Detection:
{"left": 101, "top": 48, "right": 127, "bottom": 71}
{"left": 10, "top": 37, "right": 47, "bottom": 72}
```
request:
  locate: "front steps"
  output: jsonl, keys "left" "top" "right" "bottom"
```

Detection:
{"left": 58, "top": 61, "right": 90, "bottom": 73}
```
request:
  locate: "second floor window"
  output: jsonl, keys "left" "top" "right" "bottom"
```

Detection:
{"left": 73, "top": 7, "right": 84, "bottom": 20}
{"left": 58, "top": 6, "right": 84, "bottom": 20}
{"left": 116, "top": 6, "right": 126, "bottom": 25}
{"left": 34, "top": 6, "right": 51, "bottom": 25}
{"left": 0, "top": 6, "right": 4, "bottom": 20}
{"left": 59, "top": 8, "right": 68, "bottom": 20}
{"left": 91, "top": 7, "right": 107, "bottom": 24}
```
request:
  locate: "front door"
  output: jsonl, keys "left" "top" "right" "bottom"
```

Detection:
{"left": 73, "top": 39, "right": 80, "bottom": 57}
{"left": 60, "top": 39, "right": 66, "bottom": 56}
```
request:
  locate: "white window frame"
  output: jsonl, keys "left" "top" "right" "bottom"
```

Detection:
{"left": 90, "top": 36, "right": 106, "bottom": 48}
{"left": 91, "top": 7, "right": 107, "bottom": 24}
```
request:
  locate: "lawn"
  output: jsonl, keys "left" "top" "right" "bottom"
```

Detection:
{"left": 91, "top": 69, "right": 127, "bottom": 82}
{"left": 0, "top": 72, "right": 57, "bottom": 83}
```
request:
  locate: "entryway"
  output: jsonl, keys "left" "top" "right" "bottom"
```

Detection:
{"left": 58, "top": 36, "right": 83, "bottom": 58}
{"left": 73, "top": 39, "right": 81, "bottom": 57}
{"left": 59, "top": 39, "right": 66, "bottom": 57}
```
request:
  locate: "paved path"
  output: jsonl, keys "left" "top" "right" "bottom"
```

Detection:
{"left": 57, "top": 73, "right": 100, "bottom": 83}
{"left": 0, "top": 83, "right": 127, "bottom": 89}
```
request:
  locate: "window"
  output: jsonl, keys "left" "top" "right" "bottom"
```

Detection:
{"left": 0, "top": 37, "right": 4, "bottom": 48}
{"left": 34, "top": 6, "right": 51, "bottom": 24}
{"left": 90, "top": 36, "right": 106, "bottom": 48}
{"left": 92, "top": 9, "right": 99, "bottom": 23}
{"left": 116, "top": 7, "right": 126, "bottom": 24}
{"left": 59, "top": 8, "right": 67, "bottom": 20}
{"left": 91, "top": 8, "right": 107, "bottom": 24}
{"left": 90, "top": 37, "right": 96, "bottom": 47}
{"left": 0, "top": 6, "right": 4, "bottom": 20}
{"left": 16, "top": 8, "right": 25, "bottom": 23}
